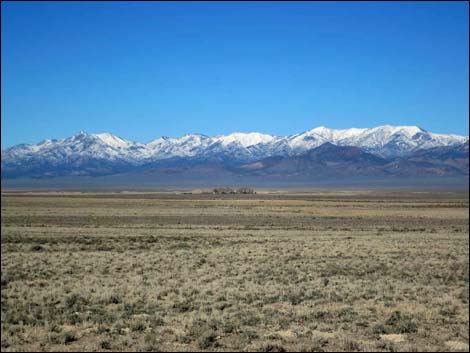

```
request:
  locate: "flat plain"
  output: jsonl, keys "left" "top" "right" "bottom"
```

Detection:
{"left": 1, "top": 189, "right": 469, "bottom": 352}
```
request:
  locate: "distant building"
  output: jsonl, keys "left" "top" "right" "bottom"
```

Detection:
{"left": 236, "top": 187, "right": 256, "bottom": 194}
{"left": 213, "top": 187, "right": 256, "bottom": 194}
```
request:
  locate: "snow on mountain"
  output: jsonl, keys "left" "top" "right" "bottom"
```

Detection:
{"left": 94, "top": 132, "right": 133, "bottom": 149}
{"left": 2, "top": 131, "right": 148, "bottom": 167}
{"left": 2, "top": 125, "right": 468, "bottom": 178}
{"left": 280, "top": 125, "right": 468, "bottom": 157}
{"left": 146, "top": 134, "right": 212, "bottom": 159}
{"left": 308, "top": 126, "right": 368, "bottom": 140}
{"left": 213, "top": 132, "right": 276, "bottom": 148}
{"left": 199, "top": 133, "right": 279, "bottom": 161}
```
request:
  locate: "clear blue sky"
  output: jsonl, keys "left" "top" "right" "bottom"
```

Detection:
{"left": 1, "top": 1, "right": 469, "bottom": 149}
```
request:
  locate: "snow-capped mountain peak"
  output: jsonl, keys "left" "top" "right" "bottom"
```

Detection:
{"left": 93, "top": 133, "right": 132, "bottom": 148}
{"left": 72, "top": 131, "right": 90, "bottom": 139}
{"left": 371, "top": 125, "right": 424, "bottom": 136}
{"left": 307, "top": 126, "right": 368, "bottom": 140}
{"left": 214, "top": 132, "right": 276, "bottom": 147}
{"left": 2, "top": 125, "right": 468, "bottom": 179}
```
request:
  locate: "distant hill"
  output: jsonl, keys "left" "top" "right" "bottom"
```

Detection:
{"left": 239, "top": 143, "right": 390, "bottom": 178}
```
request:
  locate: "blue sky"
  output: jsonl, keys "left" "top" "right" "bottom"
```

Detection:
{"left": 1, "top": 1, "right": 469, "bottom": 149}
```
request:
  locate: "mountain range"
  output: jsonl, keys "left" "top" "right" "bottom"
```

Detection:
{"left": 1, "top": 125, "right": 468, "bottom": 181}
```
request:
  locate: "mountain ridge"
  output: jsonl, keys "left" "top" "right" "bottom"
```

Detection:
{"left": 2, "top": 125, "right": 468, "bottom": 179}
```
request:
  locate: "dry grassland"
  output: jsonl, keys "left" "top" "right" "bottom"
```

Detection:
{"left": 1, "top": 190, "right": 469, "bottom": 351}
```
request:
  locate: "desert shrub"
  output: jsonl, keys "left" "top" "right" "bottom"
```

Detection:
{"left": 342, "top": 337, "right": 361, "bottom": 351}
{"left": 84, "top": 305, "right": 116, "bottom": 324}
{"left": 66, "top": 312, "right": 82, "bottom": 325}
{"left": 171, "top": 242, "right": 191, "bottom": 250}
{"left": 176, "top": 335, "right": 192, "bottom": 344}
{"left": 131, "top": 321, "right": 147, "bottom": 332}
{"left": 143, "top": 333, "right": 161, "bottom": 351}
{"left": 255, "top": 342, "right": 287, "bottom": 352}
{"left": 311, "top": 335, "right": 329, "bottom": 350}
{"left": 373, "top": 324, "right": 387, "bottom": 334}
{"left": 336, "top": 307, "right": 358, "bottom": 322}
{"left": 150, "top": 315, "right": 165, "bottom": 327}
{"left": 122, "top": 303, "right": 136, "bottom": 318}
{"left": 107, "top": 293, "right": 122, "bottom": 304}
{"left": 1, "top": 273, "right": 15, "bottom": 287}
{"left": 377, "top": 340, "right": 398, "bottom": 352}
{"left": 458, "top": 288, "right": 469, "bottom": 303}
{"left": 241, "top": 330, "right": 259, "bottom": 341}
{"left": 374, "top": 311, "right": 418, "bottom": 334}
{"left": 439, "top": 303, "right": 459, "bottom": 318}
{"left": 311, "top": 310, "right": 331, "bottom": 321}
{"left": 100, "top": 340, "right": 112, "bottom": 350}
{"left": 385, "top": 311, "right": 417, "bottom": 333}
{"left": 61, "top": 331, "right": 77, "bottom": 345}
{"left": 221, "top": 319, "right": 237, "bottom": 333}
{"left": 188, "top": 318, "right": 220, "bottom": 348}
{"left": 172, "top": 299, "right": 194, "bottom": 313}
{"left": 240, "top": 312, "right": 262, "bottom": 326}
{"left": 196, "top": 330, "right": 218, "bottom": 349}
{"left": 30, "top": 244, "right": 45, "bottom": 252}
{"left": 64, "top": 293, "right": 88, "bottom": 311}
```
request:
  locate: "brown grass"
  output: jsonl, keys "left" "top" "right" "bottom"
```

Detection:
{"left": 1, "top": 190, "right": 469, "bottom": 351}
